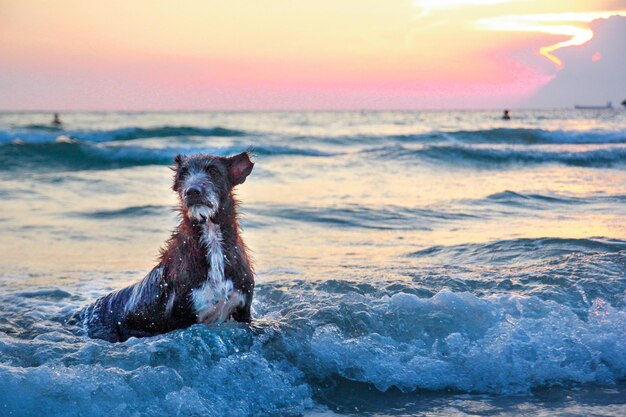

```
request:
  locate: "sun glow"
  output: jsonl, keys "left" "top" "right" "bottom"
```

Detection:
{"left": 477, "top": 11, "right": 626, "bottom": 68}
{"left": 1, "top": 0, "right": 624, "bottom": 110}
{"left": 412, "top": 0, "right": 532, "bottom": 17}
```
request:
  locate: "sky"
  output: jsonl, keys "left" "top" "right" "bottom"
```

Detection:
{"left": 0, "top": 0, "right": 624, "bottom": 110}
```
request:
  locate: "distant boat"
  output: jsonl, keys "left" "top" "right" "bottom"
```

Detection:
{"left": 574, "top": 101, "right": 614, "bottom": 110}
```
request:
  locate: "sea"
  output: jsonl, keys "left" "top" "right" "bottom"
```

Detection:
{"left": 0, "top": 110, "right": 625, "bottom": 416}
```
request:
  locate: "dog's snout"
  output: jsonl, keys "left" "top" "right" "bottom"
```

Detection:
{"left": 185, "top": 186, "right": 202, "bottom": 197}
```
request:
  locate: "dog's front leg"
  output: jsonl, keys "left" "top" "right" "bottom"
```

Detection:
{"left": 232, "top": 301, "right": 252, "bottom": 323}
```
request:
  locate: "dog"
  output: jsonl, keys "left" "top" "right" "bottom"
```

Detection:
{"left": 79, "top": 152, "right": 255, "bottom": 342}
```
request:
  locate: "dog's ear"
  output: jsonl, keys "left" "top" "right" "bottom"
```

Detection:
{"left": 171, "top": 154, "right": 187, "bottom": 172}
{"left": 171, "top": 154, "right": 185, "bottom": 191}
{"left": 227, "top": 152, "right": 254, "bottom": 185}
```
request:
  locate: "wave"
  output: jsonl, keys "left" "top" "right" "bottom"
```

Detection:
{"left": 71, "top": 204, "right": 170, "bottom": 219}
{"left": 5, "top": 126, "right": 624, "bottom": 147}
{"left": 0, "top": 142, "right": 331, "bottom": 171}
{"left": 308, "top": 128, "right": 626, "bottom": 146}
{"left": 289, "top": 291, "right": 625, "bottom": 394}
{"left": 410, "top": 237, "right": 626, "bottom": 263}
{"left": 377, "top": 144, "right": 626, "bottom": 168}
{"left": 0, "top": 323, "right": 312, "bottom": 416}
{"left": 251, "top": 203, "right": 478, "bottom": 230}
{"left": 474, "top": 190, "right": 626, "bottom": 207}
{"left": 21, "top": 124, "right": 64, "bottom": 132}
{"left": 15, "top": 288, "right": 73, "bottom": 300}
{"left": 15, "top": 287, "right": 626, "bottom": 398}
{"left": 486, "top": 190, "right": 580, "bottom": 204}
{"left": 252, "top": 146, "right": 334, "bottom": 157}
{"left": 1, "top": 285, "right": 624, "bottom": 415}
{"left": 441, "top": 128, "right": 626, "bottom": 145}
{"left": 405, "top": 237, "right": 626, "bottom": 319}
{"left": 1, "top": 232, "right": 625, "bottom": 415}
{"left": 0, "top": 125, "right": 247, "bottom": 144}
{"left": 98, "top": 126, "right": 248, "bottom": 141}
{"left": 0, "top": 142, "right": 169, "bottom": 171}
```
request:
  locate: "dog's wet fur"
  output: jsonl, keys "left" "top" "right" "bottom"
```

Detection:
{"left": 79, "top": 152, "right": 255, "bottom": 342}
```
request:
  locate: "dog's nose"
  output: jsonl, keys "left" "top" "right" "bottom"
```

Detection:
{"left": 185, "top": 186, "right": 201, "bottom": 197}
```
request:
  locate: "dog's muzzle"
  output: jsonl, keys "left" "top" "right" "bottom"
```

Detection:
{"left": 188, "top": 205, "right": 213, "bottom": 222}
{"left": 182, "top": 183, "right": 219, "bottom": 222}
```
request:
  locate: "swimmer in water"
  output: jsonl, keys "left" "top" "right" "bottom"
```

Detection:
{"left": 52, "top": 113, "right": 62, "bottom": 126}
{"left": 502, "top": 110, "right": 511, "bottom": 120}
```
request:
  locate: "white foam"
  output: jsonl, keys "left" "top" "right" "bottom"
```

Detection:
{"left": 301, "top": 291, "right": 626, "bottom": 394}
{"left": 0, "top": 328, "right": 312, "bottom": 416}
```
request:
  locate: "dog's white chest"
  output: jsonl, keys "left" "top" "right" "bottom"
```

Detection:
{"left": 192, "top": 222, "right": 245, "bottom": 323}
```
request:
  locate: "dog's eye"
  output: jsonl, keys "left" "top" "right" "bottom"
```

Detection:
{"left": 179, "top": 167, "right": 189, "bottom": 176}
{"left": 206, "top": 166, "right": 220, "bottom": 176}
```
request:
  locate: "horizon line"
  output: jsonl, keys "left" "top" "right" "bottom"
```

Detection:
{"left": 0, "top": 106, "right": 608, "bottom": 114}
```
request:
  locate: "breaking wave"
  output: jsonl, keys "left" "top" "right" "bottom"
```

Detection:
{"left": 0, "top": 142, "right": 332, "bottom": 171}
{"left": 377, "top": 144, "right": 626, "bottom": 168}
{"left": 1, "top": 236, "right": 625, "bottom": 415}
{"left": 310, "top": 128, "right": 626, "bottom": 145}
{"left": 1, "top": 124, "right": 625, "bottom": 172}
{"left": 0, "top": 125, "right": 247, "bottom": 145}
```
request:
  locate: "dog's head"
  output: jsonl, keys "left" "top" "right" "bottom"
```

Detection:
{"left": 172, "top": 152, "right": 254, "bottom": 223}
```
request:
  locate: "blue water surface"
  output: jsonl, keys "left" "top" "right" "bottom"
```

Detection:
{"left": 0, "top": 110, "right": 625, "bottom": 416}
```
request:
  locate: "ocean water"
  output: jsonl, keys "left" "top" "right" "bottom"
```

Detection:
{"left": 0, "top": 110, "right": 625, "bottom": 416}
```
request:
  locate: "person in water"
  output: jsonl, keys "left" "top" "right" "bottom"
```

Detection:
{"left": 52, "top": 113, "right": 62, "bottom": 126}
{"left": 502, "top": 110, "right": 511, "bottom": 120}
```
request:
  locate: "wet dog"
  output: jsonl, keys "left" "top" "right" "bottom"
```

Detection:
{"left": 80, "top": 152, "right": 255, "bottom": 342}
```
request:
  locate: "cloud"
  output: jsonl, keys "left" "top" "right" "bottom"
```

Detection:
{"left": 477, "top": 10, "right": 626, "bottom": 68}
{"left": 526, "top": 16, "right": 626, "bottom": 108}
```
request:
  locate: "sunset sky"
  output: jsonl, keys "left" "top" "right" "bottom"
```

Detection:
{"left": 1, "top": 0, "right": 624, "bottom": 110}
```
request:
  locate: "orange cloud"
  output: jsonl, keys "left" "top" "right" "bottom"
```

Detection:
{"left": 477, "top": 11, "right": 626, "bottom": 68}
